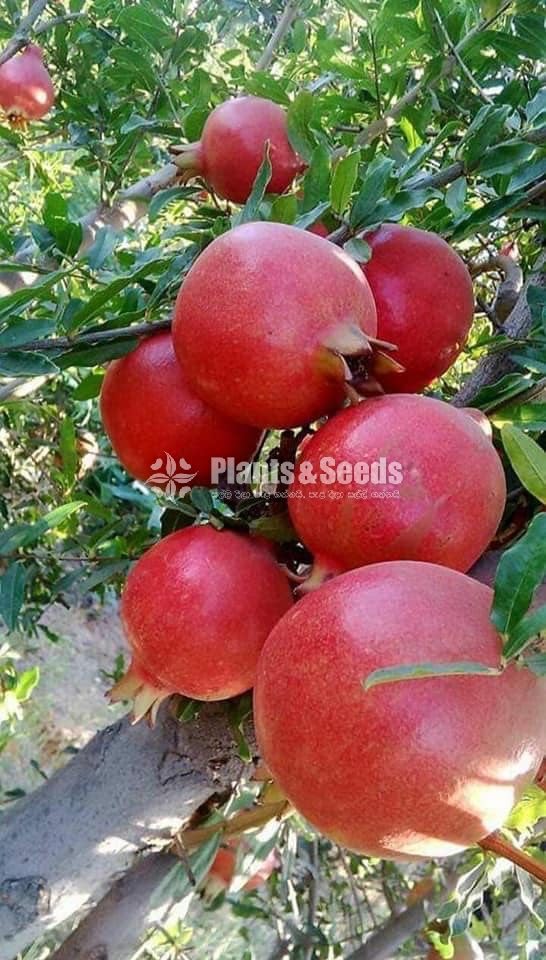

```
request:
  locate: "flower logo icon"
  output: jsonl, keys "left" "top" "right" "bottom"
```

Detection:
{"left": 146, "top": 454, "right": 197, "bottom": 497}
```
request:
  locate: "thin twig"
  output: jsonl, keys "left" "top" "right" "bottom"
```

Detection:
{"left": 255, "top": 0, "right": 299, "bottom": 72}
{"left": 0, "top": 320, "right": 170, "bottom": 355}
{"left": 479, "top": 831, "right": 546, "bottom": 884}
{"left": 302, "top": 839, "right": 319, "bottom": 960}
{"left": 0, "top": 0, "right": 50, "bottom": 66}
{"left": 35, "top": 13, "right": 86, "bottom": 35}
{"left": 433, "top": 7, "right": 494, "bottom": 104}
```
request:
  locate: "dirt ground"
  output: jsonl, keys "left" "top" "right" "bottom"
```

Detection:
{"left": 0, "top": 598, "right": 127, "bottom": 798}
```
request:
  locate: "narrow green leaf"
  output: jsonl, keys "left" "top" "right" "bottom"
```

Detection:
{"left": 302, "top": 144, "right": 330, "bottom": 213}
{"left": 0, "top": 351, "right": 58, "bottom": 377}
{"left": 0, "top": 563, "right": 26, "bottom": 631}
{"left": 478, "top": 142, "right": 536, "bottom": 178}
{"left": 503, "top": 603, "right": 546, "bottom": 660}
{"left": 491, "top": 403, "right": 546, "bottom": 432}
{"left": 73, "top": 372, "right": 104, "bottom": 401}
{"left": 294, "top": 201, "right": 330, "bottom": 231}
{"left": 13, "top": 665, "right": 39, "bottom": 702}
{"left": 502, "top": 425, "right": 546, "bottom": 503}
{"left": 149, "top": 186, "right": 198, "bottom": 222}
{"left": 59, "top": 417, "right": 77, "bottom": 486}
{"left": 523, "top": 653, "right": 546, "bottom": 676}
{"left": 363, "top": 660, "right": 502, "bottom": 691}
{"left": 287, "top": 91, "right": 316, "bottom": 163}
{"left": 491, "top": 514, "right": 546, "bottom": 635}
{"left": 350, "top": 156, "right": 395, "bottom": 229}
{"left": 232, "top": 145, "right": 273, "bottom": 226}
{"left": 330, "top": 152, "right": 360, "bottom": 215}
{"left": 343, "top": 237, "right": 371, "bottom": 263}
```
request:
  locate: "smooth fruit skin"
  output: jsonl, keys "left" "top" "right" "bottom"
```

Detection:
{"left": 363, "top": 224, "right": 474, "bottom": 393}
{"left": 254, "top": 562, "right": 546, "bottom": 859}
{"left": 121, "top": 526, "right": 293, "bottom": 702}
{"left": 198, "top": 97, "right": 304, "bottom": 203}
{"left": 100, "top": 332, "right": 261, "bottom": 485}
{"left": 0, "top": 45, "right": 55, "bottom": 121}
{"left": 288, "top": 394, "right": 506, "bottom": 575}
{"left": 173, "top": 222, "right": 378, "bottom": 429}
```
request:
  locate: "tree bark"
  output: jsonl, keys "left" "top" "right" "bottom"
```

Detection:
{"left": 49, "top": 851, "right": 181, "bottom": 960}
{"left": 344, "top": 900, "right": 427, "bottom": 960}
{"left": 0, "top": 704, "right": 253, "bottom": 959}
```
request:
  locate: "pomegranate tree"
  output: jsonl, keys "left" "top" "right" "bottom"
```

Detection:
{"left": 288, "top": 394, "right": 506, "bottom": 578}
{"left": 173, "top": 221, "right": 379, "bottom": 428}
{"left": 254, "top": 562, "right": 546, "bottom": 859}
{"left": 100, "top": 331, "right": 261, "bottom": 485}
{"left": 362, "top": 224, "right": 474, "bottom": 393}
{"left": 111, "top": 526, "right": 293, "bottom": 721}
{"left": 0, "top": 44, "right": 55, "bottom": 123}
{"left": 172, "top": 96, "right": 305, "bottom": 203}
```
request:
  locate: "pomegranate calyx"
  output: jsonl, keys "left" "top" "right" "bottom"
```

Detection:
{"left": 296, "top": 557, "right": 344, "bottom": 595}
{"left": 170, "top": 141, "right": 204, "bottom": 175}
{"left": 109, "top": 662, "right": 171, "bottom": 726}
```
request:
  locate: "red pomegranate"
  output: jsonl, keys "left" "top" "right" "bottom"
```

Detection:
{"left": 110, "top": 526, "right": 293, "bottom": 721}
{"left": 173, "top": 222, "right": 378, "bottom": 429}
{"left": 99, "top": 331, "right": 261, "bottom": 486}
{"left": 362, "top": 224, "right": 474, "bottom": 393}
{"left": 205, "top": 840, "right": 279, "bottom": 896}
{"left": 308, "top": 221, "right": 330, "bottom": 237}
{"left": 254, "top": 562, "right": 546, "bottom": 859}
{"left": 173, "top": 96, "right": 305, "bottom": 203}
{"left": 0, "top": 45, "right": 55, "bottom": 123}
{"left": 288, "top": 394, "right": 506, "bottom": 579}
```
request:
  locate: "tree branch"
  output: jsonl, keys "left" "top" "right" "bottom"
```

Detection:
{"left": 344, "top": 899, "right": 428, "bottom": 960}
{"left": 454, "top": 251, "right": 546, "bottom": 407}
{"left": 0, "top": 0, "right": 50, "bottom": 67}
{"left": 255, "top": 0, "right": 300, "bottom": 72}
{"left": 0, "top": 703, "right": 254, "bottom": 959}
{"left": 0, "top": 319, "right": 171, "bottom": 355}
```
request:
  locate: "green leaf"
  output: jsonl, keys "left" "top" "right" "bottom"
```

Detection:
{"left": 287, "top": 91, "right": 316, "bottom": 163}
{"left": 13, "top": 665, "right": 39, "bottom": 702}
{"left": 503, "top": 603, "right": 546, "bottom": 660}
{"left": 294, "top": 201, "right": 331, "bottom": 231}
{"left": 73, "top": 372, "right": 104, "bottom": 401}
{"left": 59, "top": 417, "right": 77, "bottom": 486}
{"left": 57, "top": 339, "right": 138, "bottom": 369}
{"left": 507, "top": 785, "right": 546, "bottom": 830}
{"left": 232, "top": 145, "right": 273, "bottom": 226}
{"left": 302, "top": 144, "right": 331, "bottom": 213}
{"left": 84, "top": 228, "right": 117, "bottom": 270}
{"left": 190, "top": 487, "right": 214, "bottom": 513}
{"left": 0, "top": 563, "right": 26, "bottom": 631}
{"left": 151, "top": 833, "right": 221, "bottom": 906}
{"left": 149, "top": 187, "right": 198, "bottom": 222}
{"left": 363, "top": 660, "right": 502, "bottom": 691}
{"left": 250, "top": 513, "right": 296, "bottom": 543}
{"left": 478, "top": 142, "right": 536, "bottom": 178}
{"left": 501, "top": 424, "right": 546, "bottom": 503}
{"left": 523, "top": 653, "right": 546, "bottom": 676}
{"left": 0, "top": 318, "right": 55, "bottom": 349}
{"left": 350, "top": 156, "right": 395, "bottom": 229}
{"left": 269, "top": 194, "right": 298, "bottom": 225}
{"left": 491, "top": 514, "right": 546, "bottom": 636}
{"left": 492, "top": 402, "right": 546, "bottom": 432}
{"left": 444, "top": 177, "right": 467, "bottom": 216}
{"left": 330, "top": 152, "right": 360, "bottom": 215}
{"left": 0, "top": 351, "right": 58, "bottom": 377}
{"left": 343, "top": 237, "right": 372, "bottom": 263}
{"left": 461, "top": 105, "right": 512, "bottom": 170}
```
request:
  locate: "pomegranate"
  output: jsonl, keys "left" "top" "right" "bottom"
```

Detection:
{"left": 110, "top": 525, "right": 293, "bottom": 721}
{"left": 254, "top": 562, "right": 546, "bottom": 859}
{"left": 99, "top": 331, "right": 261, "bottom": 486}
{"left": 173, "top": 222, "right": 379, "bottom": 429}
{"left": 288, "top": 394, "right": 506, "bottom": 579}
{"left": 0, "top": 45, "right": 55, "bottom": 123}
{"left": 362, "top": 224, "right": 474, "bottom": 393}
{"left": 172, "top": 96, "right": 305, "bottom": 203}
{"left": 308, "top": 221, "right": 330, "bottom": 237}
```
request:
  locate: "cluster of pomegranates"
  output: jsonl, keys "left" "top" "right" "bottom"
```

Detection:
{"left": 101, "top": 95, "right": 545, "bottom": 864}
{"left": 0, "top": 43, "right": 55, "bottom": 125}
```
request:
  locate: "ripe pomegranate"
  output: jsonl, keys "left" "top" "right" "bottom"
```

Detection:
{"left": 288, "top": 394, "right": 506, "bottom": 579}
{"left": 427, "top": 933, "right": 484, "bottom": 960}
{"left": 110, "top": 525, "right": 293, "bottom": 721}
{"left": 0, "top": 45, "right": 55, "bottom": 123}
{"left": 307, "top": 221, "right": 330, "bottom": 237}
{"left": 254, "top": 562, "right": 546, "bottom": 859}
{"left": 173, "top": 222, "right": 379, "bottom": 429}
{"left": 172, "top": 96, "right": 305, "bottom": 203}
{"left": 99, "top": 331, "right": 261, "bottom": 485}
{"left": 362, "top": 224, "right": 474, "bottom": 393}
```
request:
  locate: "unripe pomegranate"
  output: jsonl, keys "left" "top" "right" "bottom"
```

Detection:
{"left": 289, "top": 394, "right": 506, "bottom": 578}
{"left": 99, "top": 332, "right": 261, "bottom": 486}
{"left": 173, "top": 222, "right": 378, "bottom": 429}
{"left": 362, "top": 224, "right": 474, "bottom": 393}
{"left": 110, "top": 526, "right": 293, "bottom": 721}
{"left": 254, "top": 562, "right": 546, "bottom": 859}
{"left": 172, "top": 96, "right": 305, "bottom": 203}
{"left": 0, "top": 45, "right": 55, "bottom": 123}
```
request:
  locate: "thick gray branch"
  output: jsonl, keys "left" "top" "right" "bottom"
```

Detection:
{"left": 0, "top": 704, "right": 252, "bottom": 958}
{"left": 0, "top": 0, "right": 49, "bottom": 67}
